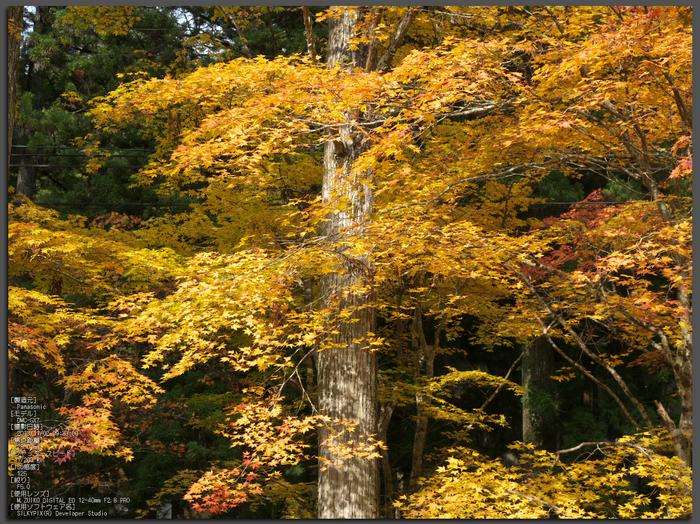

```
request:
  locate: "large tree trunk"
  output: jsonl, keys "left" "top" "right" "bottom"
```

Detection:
{"left": 15, "top": 7, "right": 53, "bottom": 199}
{"left": 522, "top": 336, "right": 556, "bottom": 448}
{"left": 666, "top": 356, "right": 692, "bottom": 467}
{"left": 16, "top": 154, "right": 36, "bottom": 200}
{"left": 8, "top": 6, "right": 24, "bottom": 176}
{"left": 667, "top": 246, "right": 692, "bottom": 467}
{"left": 316, "top": 7, "right": 379, "bottom": 518}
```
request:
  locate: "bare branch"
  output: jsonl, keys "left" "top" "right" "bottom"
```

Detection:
{"left": 661, "top": 71, "right": 692, "bottom": 132}
{"left": 542, "top": 7, "right": 565, "bottom": 35}
{"left": 513, "top": 267, "right": 652, "bottom": 432}
{"left": 504, "top": 489, "right": 562, "bottom": 516}
{"left": 556, "top": 440, "right": 617, "bottom": 455}
{"left": 230, "top": 14, "right": 252, "bottom": 59}
{"left": 376, "top": 7, "right": 418, "bottom": 71}
{"left": 265, "top": 7, "right": 281, "bottom": 55}
{"left": 539, "top": 317, "right": 644, "bottom": 432}
{"left": 48, "top": 263, "right": 124, "bottom": 297}
{"left": 654, "top": 400, "right": 678, "bottom": 436}
{"left": 556, "top": 438, "right": 692, "bottom": 491}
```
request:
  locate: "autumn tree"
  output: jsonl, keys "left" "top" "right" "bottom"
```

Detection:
{"left": 8, "top": 200, "right": 185, "bottom": 509}
{"left": 10, "top": 5, "right": 691, "bottom": 519}
{"left": 315, "top": 8, "right": 380, "bottom": 518}
{"left": 497, "top": 5, "right": 692, "bottom": 467}
{"left": 397, "top": 6, "right": 692, "bottom": 516}
{"left": 88, "top": 5, "right": 531, "bottom": 515}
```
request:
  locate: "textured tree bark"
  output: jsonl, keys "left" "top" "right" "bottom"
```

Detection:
{"left": 16, "top": 7, "right": 53, "bottom": 199}
{"left": 522, "top": 336, "right": 556, "bottom": 448}
{"left": 317, "top": 281, "right": 379, "bottom": 518}
{"left": 669, "top": 254, "right": 692, "bottom": 467}
{"left": 8, "top": 6, "right": 24, "bottom": 176}
{"left": 301, "top": 7, "right": 317, "bottom": 61}
{"left": 316, "top": 7, "right": 379, "bottom": 518}
{"left": 649, "top": 172, "right": 692, "bottom": 467}
{"left": 16, "top": 155, "right": 37, "bottom": 200}
{"left": 669, "top": 359, "right": 692, "bottom": 467}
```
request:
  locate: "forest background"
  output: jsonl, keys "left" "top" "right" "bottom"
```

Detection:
{"left": 7, "top": 6, "right": 692, "bottom": 519}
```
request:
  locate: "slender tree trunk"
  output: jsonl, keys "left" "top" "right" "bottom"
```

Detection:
{"left": 378, "top": 287, "right": 408, "bottom": 517}
{"left": 408, "top": 306, "right": 429, "bottom": 493}
{"left": 377, "top": 398, "right": 396, "bottom": 518}
{"left": 316, "top": 7, "right": 379, "bottom": 518}
{"left": 301, "top": 7, "right": 317, "bottom": 61}
{"left": 408, "top": 304, "right": 440, "bottom": 493}
{"left": 649, "top": 183, "right": 692, "bottom": 466}
{"left": 8, "top": 6, "right": 24, "bottom": 175}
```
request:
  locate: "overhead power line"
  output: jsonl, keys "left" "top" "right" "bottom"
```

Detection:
{"left": 10, "top": 164, "right": 145, "bottom": 169}
{"left": 11, "top": 146, "right": 649, "bottom": 210}
{"left": 33, "top": 202, "right": 193, "bottom": 207}
{"left": 11, "top": 145, "right": 158, "bottom": 152}
{"left": 532, "top": 201, "right": 635, "bottom": 206}
{"left": 10, "top": 153, "right": 153, "bottom": 158}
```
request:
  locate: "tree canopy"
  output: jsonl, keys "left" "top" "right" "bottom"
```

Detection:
{"left": 8, "top": 5, "right": 692, "bottom": 519}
